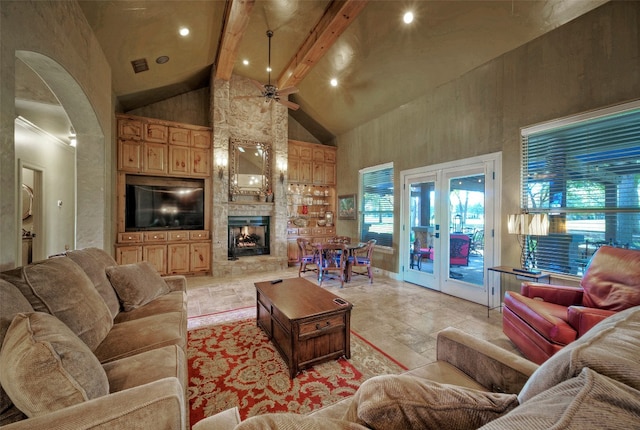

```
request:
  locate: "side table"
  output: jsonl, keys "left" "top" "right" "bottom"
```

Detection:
{"left": 486, "top": 266, "right": 550, "bottom": 317}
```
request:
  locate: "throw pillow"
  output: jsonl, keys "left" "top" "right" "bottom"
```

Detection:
{"left": 106, "top": 261, "right": 170, "bottom": 311}
{"left": 518, "top": 305, "right": 640, "bottom": 403}
{"left": 344, "top": 374, "right": 518, "bottom": 430}
{"left": 233, "top": 414, "right": 369, "bottom": 430}
{"left": 66, "top": 248, "right": 121, "bottom": 318}
{"left": 0, "top": 312, "right": 109, "bottom": 417}
{"left": 480, "top": 368, "right": 640, "bottom": 429}
{"left": 0, "top": 256, "right": 113, "bottom": 351}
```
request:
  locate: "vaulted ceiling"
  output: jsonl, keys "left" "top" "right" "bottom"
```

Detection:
{"left": 20, "top": 1, "right": 609, "bottom": 144}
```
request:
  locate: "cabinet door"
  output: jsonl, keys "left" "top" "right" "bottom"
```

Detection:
{"left": 168, "top": 127, "right": 190, "bottom": 146}
{"left": 190, "top": 242, "right": 210, "bottom": 273}
{"left": 312, "top": 162, "right": 325, "bottom": 184}
{"left": 299, "top": 146, "right": 313, "bottom": 160}
{"left": 191, "top": 130, "right": 211, "bottom": 148}
{"left": 313, "top": 148, "right": 325, "bottom": 162}
{"left": 288, "top": 158, "right": 300, "bottom": 182}
{"left": 145, "top": 123, "right": 168, "bottom": 143}
{"left": 116, "top": 245, "right": 142, "bottom": 265}
{"left": 118, "top": 140, "right": 143, "bottom": 172}
{"left": 169, "top": 146, "right": 190, "bottom": 176}
{"left": 324, "top": 163, "right": 336, "bottom": 185}
{"left": 191, "top": 148, "right": 210, "bottom": 176}
{"left": 287, "top": 238, "right": 300, "bottom": 263}
{"left": 289, "top": 143, "right": 301, "bottom": 158}
{"left": 167, "top": 243, "right": 190, "bottom": 274}
{"left": 299, "top": 160, "right": 312, "bottom": 183}
{"left": 118, "top": 119, "right": 143, "bottom": 140}
{"left": 143, "top": 244, "right": 167, "bottom": 274}
{"left": 144, "top": 143, "right": 168, "bottom": 174}
{"left": 324, "top": 148, "right": 336, "bottom": 163}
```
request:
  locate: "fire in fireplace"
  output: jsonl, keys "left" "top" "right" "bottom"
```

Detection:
{"left": 228, "top": 216, "right": 270, "bottom": 259}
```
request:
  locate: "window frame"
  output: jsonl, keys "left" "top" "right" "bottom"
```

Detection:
{"left": 520, "top": 100, "right": 640, "bottom": 276}
{"left": 359, "top": 162, "right": 394, "bottom": 250}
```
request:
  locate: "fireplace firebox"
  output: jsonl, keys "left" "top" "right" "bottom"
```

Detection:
{"left": 228, "top": 216, "right": 270, "bottom": 259}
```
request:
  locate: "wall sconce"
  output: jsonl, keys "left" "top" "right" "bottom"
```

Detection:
{"left": 216, "top": 155, "right": 227, "bottom": 180}
{"left": 277, "top": 160, "right": 286, "bottom": 184}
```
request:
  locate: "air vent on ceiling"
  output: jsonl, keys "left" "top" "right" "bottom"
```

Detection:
{"left": 131, "top": 58, "right": 149, "bottom": 73}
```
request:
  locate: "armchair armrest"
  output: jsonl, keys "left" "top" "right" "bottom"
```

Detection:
{"left": 2, "top": 378, "right": 186, "bottom": 430}
{"left": 163, "top": 275, "right": 187, "bottom": 293}
{"left": 435, "top": 327, "right": 538, "bottom": 394}
{"left": 567, "top": 306, "right": 615, "bottom": 337}
{"left": 521, "top": 282, "right": 583, "bottom": 306}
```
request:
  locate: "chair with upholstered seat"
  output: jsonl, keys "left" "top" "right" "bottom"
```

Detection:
{"left": 503, "top": 245, "right": 640, "bottom": 364}
{"left": 317, "top": 243, "right": 348, "bottom": 287}
{"left": 349, "top": 239, "right": 376, "bottom": 283}
{"left": 296, "top": 238, "right": 319, "bottom": 277}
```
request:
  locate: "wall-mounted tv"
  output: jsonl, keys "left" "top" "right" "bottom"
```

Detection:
{"left": 125, "top": 175, "right": 205, "bottom": 231}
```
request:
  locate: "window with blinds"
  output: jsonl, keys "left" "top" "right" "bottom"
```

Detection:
{"left": 359, "top": 163, "right": 394, "bottom": 247}
{"left": 521, "top": 102, "right": 640, "bottom": 276}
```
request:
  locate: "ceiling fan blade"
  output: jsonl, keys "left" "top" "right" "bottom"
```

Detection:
{"left": 233, "top": 95, "right": 262, "bottom": 99}
{"left": 277, "top": 86, "right": 298, "bottom": 96}
{"left": 277, "top": 98, "right": 300, "bottom": 110}
{"left": 249, "top": 79, "right": 266, "bottom": 92}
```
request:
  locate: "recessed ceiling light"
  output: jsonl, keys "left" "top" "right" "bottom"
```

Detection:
{"left": 266, "top": 66, "right": 272, "bottom": 73}
{"left": 330, "top": 78, "right": 338, "bottom": 87}
{"left": 242, "top": 59, "right": 249, "bottom": 66}
{"left": 403, "top": 11, "right": 414, "bottom": 24}
{"left": 179, "top": 27, "right": 190, "bottom": 37}
{"left": 156, "top": 55, "right": 170, "bottom": 64}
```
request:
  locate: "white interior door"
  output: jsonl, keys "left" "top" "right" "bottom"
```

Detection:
{"left": 401, "top": 154, "right": 501, "bottom": 305}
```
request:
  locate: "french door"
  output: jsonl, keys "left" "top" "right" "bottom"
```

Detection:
{"left": 401, "top": 154, "right": 501, "bottom": 305}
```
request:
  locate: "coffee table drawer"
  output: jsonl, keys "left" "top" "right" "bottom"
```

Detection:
{"left": 299, "top": 314, "right": 344, "bottom": 338}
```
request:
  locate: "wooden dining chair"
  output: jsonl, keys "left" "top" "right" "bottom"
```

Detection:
{"left": 297, "top": 238, "right": 319, "bottom": 277}
{"left": 317, "top": 243, "right": 348, "bottom": 287}
{"left": 349, "top": 239, "right": 376, "bottom": 283}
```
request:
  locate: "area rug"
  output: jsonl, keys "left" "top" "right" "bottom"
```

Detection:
{"left": 187, "top": 308, "right": 406, "bottom": 426}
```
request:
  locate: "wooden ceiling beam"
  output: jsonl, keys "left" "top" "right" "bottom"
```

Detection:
{"left": 215, "top": 0, "right": 255, "bottom": 81}
{"left": 277, "top": 0, "right": 368, "bottom": 90}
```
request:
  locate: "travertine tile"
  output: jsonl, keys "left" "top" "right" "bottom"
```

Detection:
{"left": 186, "top": 267, "right": 520, "bottom": 370}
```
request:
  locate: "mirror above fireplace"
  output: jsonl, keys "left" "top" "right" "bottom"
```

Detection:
{"left": 229, "top": 138, "right": 272, "bottom": 199}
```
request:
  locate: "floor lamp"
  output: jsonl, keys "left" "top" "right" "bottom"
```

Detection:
{"left": 508, "top": 213, "right": 549, "bottom": 274}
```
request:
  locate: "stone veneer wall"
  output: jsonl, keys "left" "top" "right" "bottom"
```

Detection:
{"left": 210, "top": 74, "right": 289, "bottom": 277}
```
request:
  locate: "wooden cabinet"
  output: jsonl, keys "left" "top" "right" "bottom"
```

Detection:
{"left": 286, "top": 226, "right": 336, "bottom": 264}
{"left": 289, "top": 140, "right": 336, "bottom": 186}
{"left": 116, "top": 114, "right": 212, "bottom": 275}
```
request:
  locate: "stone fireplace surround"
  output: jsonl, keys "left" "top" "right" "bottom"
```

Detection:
{"left": 209, "top": 75, "right": 289, "bottom": 278}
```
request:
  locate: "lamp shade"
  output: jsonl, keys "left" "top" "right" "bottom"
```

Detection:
{"left": 507, "top": 213, "right": 549, "bottom": 236}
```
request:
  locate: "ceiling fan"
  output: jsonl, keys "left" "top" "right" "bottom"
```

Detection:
{"left": 247, "top": 30, "right": 300, "bottom": 111}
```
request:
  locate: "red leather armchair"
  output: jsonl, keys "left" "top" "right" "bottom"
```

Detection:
{"left": 503, "top": 245, "right": 640, "bottom": 364}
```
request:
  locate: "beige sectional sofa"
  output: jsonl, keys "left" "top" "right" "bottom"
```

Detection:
{"left": 196, "top": 305, "right": 640, "bottom": 429}
{"left": 0, "top": 248, "right": 188, "bottom": 429}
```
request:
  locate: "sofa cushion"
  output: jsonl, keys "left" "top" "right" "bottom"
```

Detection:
{"left": 0, "top": 312, "right": 109, "bottom": 417}
{"left": 106, "top": 261, "right": 170, "bottom": 312}
{"left": 519, "top": 305, "right": 640, "bottom": 403}
{"left": 93, "top": 311, "right": 186, "bottom": 363}
{"left": 344, "top": 374, "right": 518, "bottom": 430}
{"left": 0, "top": 257, "right": 113, "bottom": 351}
{"left": 233, "top": 414, "right": 369, "bottom": 430}
{"left": 581, "top": 245, "right": 640, "bottom": 311}
{"left": 113, "top": 291, "right": 186, "bottom": 324}
{"left": 480, "top": 368, "right": 640, "bottom": 429}
{"left": 66, "top": 248, "right": 121, "bottom": 318}
{"left": 0, "top": 279, "right": 34, "bottom": 421}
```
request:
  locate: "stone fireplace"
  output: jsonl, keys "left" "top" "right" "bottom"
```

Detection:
{"left": 228, "top": 216, "right": 270, "bottom": 259}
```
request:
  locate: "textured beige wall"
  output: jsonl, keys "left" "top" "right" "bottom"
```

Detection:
{"left": 336, "top": 2, "right": 640, "bottom": 275}
{"left": 0, "top": 1, "right": 113, "bottom": 269}
{"left": 127, "top": 87, "right": 211, "bottom": 127}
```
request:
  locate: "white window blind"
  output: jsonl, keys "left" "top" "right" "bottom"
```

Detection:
{"left": 521, "top": 103, "right": 640, "bottom": 275}
{"left": 360, "top": 164, "right": 394, "bottom": 247}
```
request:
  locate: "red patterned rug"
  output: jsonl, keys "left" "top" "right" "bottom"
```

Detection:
{"left": 187, "top": 308, "right": 406, "bottom": 426}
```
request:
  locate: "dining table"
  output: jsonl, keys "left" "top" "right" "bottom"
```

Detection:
{"left": 313, "top": 241, "right": 366, "bottom": 283}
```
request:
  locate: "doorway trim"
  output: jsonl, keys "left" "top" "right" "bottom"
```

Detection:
{"left": 400, "top": 152, "right": 502, "bottom": 304}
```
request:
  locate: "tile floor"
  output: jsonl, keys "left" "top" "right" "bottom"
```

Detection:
{"left": 186, "top": 267, "right": 523, "bottom": 370}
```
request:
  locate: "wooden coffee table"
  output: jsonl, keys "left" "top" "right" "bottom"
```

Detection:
{"left": 255, "top": 278, "right": 353, "bottom": 378}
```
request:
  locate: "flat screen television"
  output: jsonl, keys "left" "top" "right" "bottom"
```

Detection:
{"left": 125, "top": 175, "right": 205, "bottom": 231}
